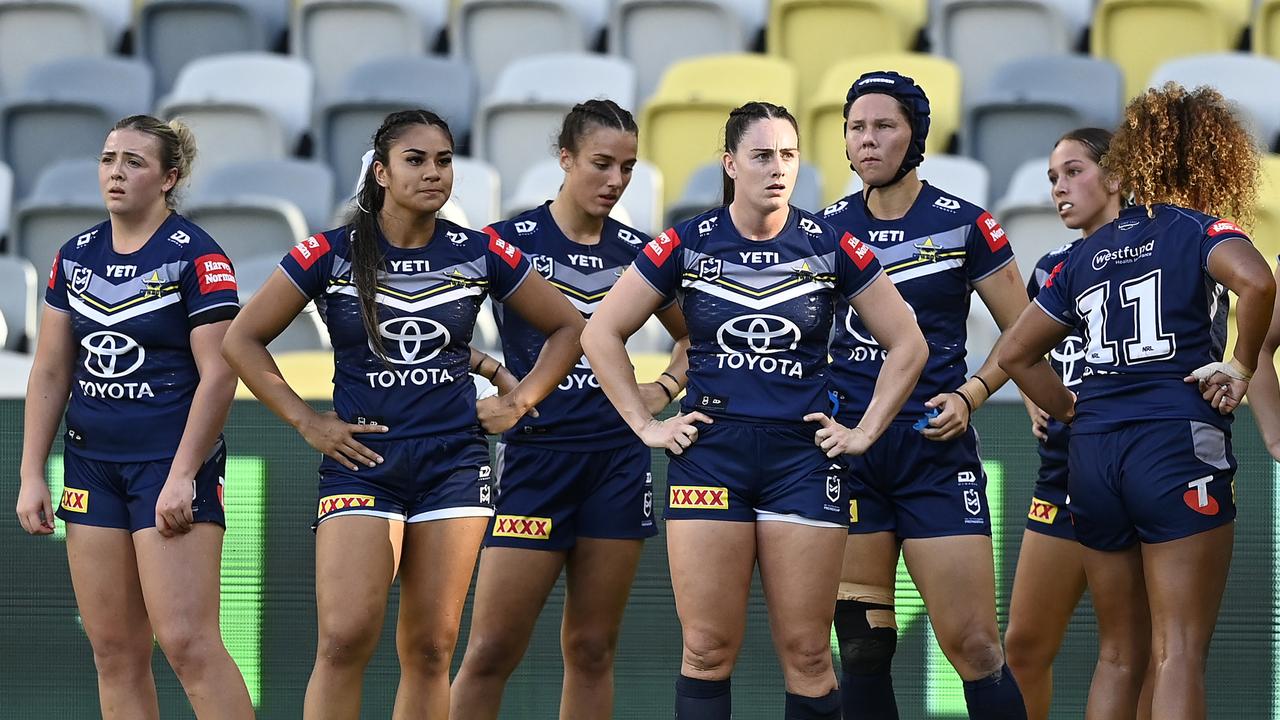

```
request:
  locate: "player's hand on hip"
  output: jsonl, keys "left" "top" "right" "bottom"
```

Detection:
{"left": 1185, "top": 362, "right": 1249, "bottom": 415}
{"left": 155, "top": 476, "right": 195, "bottom": 538}
{"left": 16, "top": 477, "right": 54, "bottom": 535}
{"left": 476, "top": 393, "right": 533, "bottom": 434}
{"left": 804, "top": 413, "right": 872, "bottom": 457}
{"left": 922, "top": 392, "right": 970, "bottom": 441}
{"left": 638, "top": 412, "right": 712, "bottom": 455}
{"left": 298, "top": 410, "right": 387, "bottom": 471}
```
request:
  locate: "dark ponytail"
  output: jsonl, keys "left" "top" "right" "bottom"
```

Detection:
{"left": 346, "top": 108, "right": 454, "bottom": 360}
{"left": 557, "top": 98, "right": 638, "bottom": 152}
{"left": 721, "top": 101, "right": 798, "bottom": 205}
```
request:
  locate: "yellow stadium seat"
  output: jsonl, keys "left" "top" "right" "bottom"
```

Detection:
{"left": 1092, "top": 0, "right": 1250, "bottom": 99}
{"left": 640, "top": 54, "right": 798, "bottom": 207}
{"left": 766, "top": 0, "right": 916, "bottom": 115}
{"left": 803, "top": 53, "right": 961, "bottom": 204}
{"left": 1258, "top": 0, "right": 1280, "bottom": 59}
{"left": 1253, "top": 154, "right": 1280, "bottom": 265}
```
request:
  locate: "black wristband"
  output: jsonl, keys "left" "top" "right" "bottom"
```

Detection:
{"left": 971, "top": 374, "right": 993, "bottom": 398}
{"left": 953, "top": 389, "right": 974, "bottom": 417}
{"left": 655, "top": 378, "right": 676, "bottom": 403}
{"left": 661, "top": 371, "right": 682, "bottom": 388}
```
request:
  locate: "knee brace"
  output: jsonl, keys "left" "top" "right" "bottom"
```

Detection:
{"left": 834, "top": 583, "right": 897, "bottom": 677}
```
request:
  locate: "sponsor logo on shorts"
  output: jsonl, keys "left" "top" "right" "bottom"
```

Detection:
{"left": 643, "top": 473, "right": 653, "bottom": 519}
{"left": 825, "top": 474, "right": 840, "bottom": 504}
{"left": 957, "top": 471, "right": 976, "bottom": 485}
{"left": 849, "top": 498, "right": 858, "bottom": 524}
{"left": 60, "top": 488, "right": 88, "bottom": 513}
{"left": 1028, "top": 497, "right": 1058, "bottom": 524}
{"left": 493, "top": 515, "right": 552, "bottom": 539}
{"left": 1183, "top": 476, "right": 1220, "bottom": 516}
{"left": 317, "top": 494, "right": 375, "bottom": 517}
{"left": 963, "top": 488, "right": 982, "bottom": 516}
{"left": 669, "top": 486, "right": 728, "bottom": 510}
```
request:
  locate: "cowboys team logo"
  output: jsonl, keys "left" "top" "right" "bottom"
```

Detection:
{"left": 82, "top": 331, "right": 145, "bottom": 379}
{"left": 697, "top": 257, "right": 722, "bottom": 282}
{"left": 69, "top": 267, "right": 92, "bottom": 294}
{"left": 375, "top": 317, "right": 450, "bottom": 365}
{"left": 716, "top": 314, "right": 800, "bottom": 355}
{"left": 141, "top": 270, "right": 167, "bottom": 298}
{"left": 914, "top": 237, "right": 939, "bottom": 263}
{"left": 531, "top": 255, "right": 554, "bottom": 279}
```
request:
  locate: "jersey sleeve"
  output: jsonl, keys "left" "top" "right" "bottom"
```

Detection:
{"left": 1031, "top": 259, "right": 1076, "bottom": 327}
{"left": 966, "top": 210, "right": 1015, "bottom": 282}
{"left": 1202, "top": 218, "right": 1250, "bottom": 273}
{"left": 279, "top": 232, "right": 336, "bottom": 300}
{"left": 181, "top": 236, "right": 240, "bottom": 327}
{"left": 835, "top": 231, "right": 884, "bottom": 300}
{"left": 1026, "top": 252, "right": 1058, "bottom": 303}
{"left": 44, "top": 250, "right": 70, "bottom": 313}
{"left": 631, "top": 227, "right": 684, "bottom": 301}
{"left": 481, "top": 226, "right": 532, "bottom": 301}
{"left": 626, "top": 230, "right": 675, "bottom": 310}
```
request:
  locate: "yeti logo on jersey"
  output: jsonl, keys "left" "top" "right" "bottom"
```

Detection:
{"left": 447, "top": 231, "right": 468, "bottom": 245}
{"left": 698, "top": 217, "right": 718, "bottom": 237}
{"left": 168, "top": 230, "right": 190, "bottom": 246}
{"left": 869, "top": 230, "right": 905, "bottom": 244}
{"left": 933, "top": 197, "right": 961, "bottom": 211}
{"left": 82, "top": 331, "right": 145, "bottom": 379}
{"left": 531, "top": 255, "right": 554, "bottom": 279}
{"left": 823, "top": 200, "right": 847, "bottom": 217}
{"left": 825, "top": 475, "right": 840, "bottom": 504}
{"left": 76, "top": 230, "right": 96, "bottom": 248}
{"left": 618, "top": 229, "right": 642, "bottom": 246}
{"left": 799, "top": 217, "right": 822, "bottom": 236}
{"left": 963, "top": 488, "right": 982, "bottom": 516}
{"left": 514, "top": 220, "right": 537, "bottom": 235}
{"left": 698, "top": 257, "right": 722, "bottom": 282}
{"left": 70, "top": 267, "right": 92, "bottom": 294}
{"left": 374, "top": 317, "right": 450, "bottom": 365}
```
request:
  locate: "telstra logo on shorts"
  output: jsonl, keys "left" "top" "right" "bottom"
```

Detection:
{"left": 669, "top": 486, "right": 728, "bottom": 509}
{"left": 317, "top": 494, "right": 375, "bottom": 517}
{"left": 493, "top": 515, "right": 552, "bottom": 539}
{"left": 1028, "top": 497, "right": 1058, "bottom": 524}
{"left": 60, "top": 488, "right": 89, "bottom": 513}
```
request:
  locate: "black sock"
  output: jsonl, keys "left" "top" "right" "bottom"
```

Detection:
{"left": 785, "top": 688, "right": 840, "bottom": 719}
{"left": 841, "top": 670, "right": 899, "bottom": 719}
{"left": 962, "top": 663, "right": 1028, "bottom": 719}
{"left": 675, "top": 674, "right": 731, "bottom": 720}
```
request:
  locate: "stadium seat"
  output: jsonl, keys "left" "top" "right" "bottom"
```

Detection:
{"left": 194, "top": 159, "right": 335, "bottom": 233}
{"left": 1148, "top": 54, "right": 1280, "bottom": 152}
{"left": 138, "top": 0, "right": 279, "bottom": 96}
{"left": 0, "top": 1, "right": 108, "bottom": 96}
{"left": 184, "top": 198, "right": 310, "bottom": 264}
{"left": 158, "top": 53, "right": 313, "bottom": 184}
{"left": 79, "top": 0, "right": 131, "bottom": 50}
{"left": 640, "top": 54, "right": 797, "bottom": 207}
{"left": 1092, "top": 0, "right": 1252, "bottom": 99}
{"left": 932, "top": 0, "right": 1075, "bottom": 102}
{"left": 13, "top": 159, "right": 104, "bottom": 285}
{"left": 842, "top": 154, "right": 991, "bottom": 209}
{"left": 451, "top": 156, "right": 502, "bottom": 228}
{"left": 318, "top": 55, "right": 476, "bottom": 202}
{"left": 664, "top": 160, "right": 722, "bottom": 227}
{"left": 965, "top": 55, "right": 1123, "bottom": 201}
{"left": 1253, "top": 154, "right": 1280, "bottom": 264}
{"left": 0, "top": 255, "right": 37, "bottom": 351}
{"left": 804, "top": 53, "right": 962, "bottom": 204}
{"left": 1, "top": 57, "right": 153, "bottom": 201}
{"left": 620, "top": 160, "right": 664, "bottom": 236}
{"left": 0, "top": 161, "right": 12, "bottom": 242}
{"left": 292, "top": 0, "right": 434, "bottom": 103}
{"left": 234, "top": 253, "right": 332, "bottom": 352}
{"left": 451, "top": 0, "right": 597, "bottom": 98}
{"left": 766, "top": 0, "right": 918, "bottom": 111}
{"left": 1259, "top": 0, "right": 1280, "bottom": 59}
{"left": 608, "top": 0, "right": 756, "bottom": 104}
{"left": 475, "top": 53, "right": 636, "bottom": 204}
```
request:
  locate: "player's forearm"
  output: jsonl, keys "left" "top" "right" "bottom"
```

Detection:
{"left": 857, "top": 333, "right": 927, "bottom": 441}
{"left": 1248, "top": 340, "right": 1280, "bottom": 452}
{"left": 582, "top": 321, "right": 653, "bottom": 434}
{"left": 508, "top": 324, "right": 582, "bottom": 413}
{"left": 658, "top": 336, "right": 690, "bottom": 387}
{"left": 1001, "top": 355, "right": 1074, "bottom": 423}
{"left": 1230, "top": 275, "right": 1277, "bottom": 374}
{"left": 969, "top": 335, "right": 1014, "bottom": 406}
{"left": 221, "top": 333, "right": 317, "bottom": 431}
{"left": 169, "top": 365, "right": 237, "bottom": 480}
{"left": 20, "top": 365, "right": 73, "bottom": 479}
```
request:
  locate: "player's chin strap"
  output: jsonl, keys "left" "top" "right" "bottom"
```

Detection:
{"left": 1189, "top": 358, "right": 1254, "bottom": 382}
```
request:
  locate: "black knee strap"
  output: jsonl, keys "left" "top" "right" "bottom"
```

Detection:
{"left": 834, "top": 599, "right": 897, "bottom": 676}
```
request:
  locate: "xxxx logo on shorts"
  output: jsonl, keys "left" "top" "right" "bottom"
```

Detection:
{"left": 60, "top": 488, "right": 89, "bottom": 513}
{"left": 849, "top": 499, "right": 859, "bottom": 524}
{"left": 317, "top": 494, "right": 375, "bottom": 517}
{"left": 1028, "top": 497, "right": 1058, "bottom": 524}
{"left": 669, "top": 486, "right": 728, "bottom": 509}
{"left": 493, "top": 515, "right": 552, "bottom": 540}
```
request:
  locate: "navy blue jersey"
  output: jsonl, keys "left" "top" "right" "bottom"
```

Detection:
{"left": 489, "top": 202, "right": 651, "bottom": 449}
{"left": 45, "top": 213, "right": 240, "bottom": 462}
{"left": 1028, "top": 241, "right": 1085, "bottom": 461}
{"left": 822, "top": 182, "right": 1015, "bottom": 421}
{"left": 279, "top": 219, "right": 531, "bottom": 439}
{"left": 632, "top": 205, "right": 882, "bottom": 424}
{"left": 1034, "top": 204, "right": 1244, "bottom": 434}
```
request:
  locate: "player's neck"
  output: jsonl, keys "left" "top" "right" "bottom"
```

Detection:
{"left": 727, "top": 201, "right": 787, "bottom": 241}
{"left": 109, "top": 203, "right": 172, "bottom": 253}
{"left": 377, "top": 206, "right": 436, "bottom": 249}
{"left": 864, "top": 174, "right": 923, "bottom": 221}
{"left": 549, "top": 195, "right": 604, "bottom": 245}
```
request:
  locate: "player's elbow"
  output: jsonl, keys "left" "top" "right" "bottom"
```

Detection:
{"left": 995, "top": 340, "right": 1028, "bottom": 378}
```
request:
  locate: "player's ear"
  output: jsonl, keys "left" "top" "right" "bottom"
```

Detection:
{"left": 559, "top": 147, "right": 573, "bottom": 174}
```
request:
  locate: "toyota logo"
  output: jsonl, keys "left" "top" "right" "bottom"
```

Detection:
{"left": 716, "top": 314, "right": 801, "bottom": 355}
{"left": 845, "top": 301, "right": 915, "bottom": 347}
{"left": 1050, "top": 334, "right": 1086, "bottom": 387}
{"left": 374, "top": 317, "right": 450, "bottom": 365}
{"left": 82, "top": 331, "right": 145, "bottom": 379}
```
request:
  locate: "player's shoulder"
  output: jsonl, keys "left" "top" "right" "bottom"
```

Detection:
{"left": 57, "top": 219, "right": 110, "bottom": 259}
{"left": 918, "top": 183, "right": 988, "bottom": 226}
{"left": 166, "top": 214, "right": 226, "bottom": 257}
{"left": 287, "top": 224, "right": 349, "bottom": 272}
{"left": 603, "top": 215, "right": 650, "bottom": 252}
{"left": 670, "top": 206, "right": 724, "bottom": 249}
{"left": 791, "top": 206, "right": 849, "bottom": 253}
{"left": 1037, "top": 239, "right": 1078, "bottom": 271}
{"left": 487, "top": 205, "right": 541, "bottom": 245}
{"left": 1161, "top": 204, "right": 1248, "bottom": 240}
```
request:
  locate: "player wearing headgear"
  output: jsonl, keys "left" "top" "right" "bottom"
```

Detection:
{"left": 221, "top": 109, "right": 584, "bottom": 719}
{"left": 582, "top": 101, "right": 926, "bottom": 720}
{"left": 1002, "top": 128, "right": 1147, "bottom": 720}
{"left": 998, "top": 83, "right": 1274, "bottom": 718}
{"left": 820, "top": 70, "right": 1031, "bottom": 719}
{"left": 16, "top": 115, "right": 253, "bottom": 718}
{"left": 450, "top": 99, "right": 690, "bottom": 719}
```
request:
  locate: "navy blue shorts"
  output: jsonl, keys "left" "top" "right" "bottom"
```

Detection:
{"left": 663, "top": 419, "right": 847, "bottom": 527}
{"left": 1026, "top": 428, "right": 1074, "bottom": 540}
{"left": 486, "top": 440, "right": 657, "bottom": 550}
{"left": 314, "top": 431, "right": 494, "bottom": 528}
{"left": 844, "top": 423, "right": 990, "bottom": 538}
{"left": 56, "top": 440, "right": 227, "bottom": 532}
{"left": 1067, "top": 420, "right": 1236, "bottom": 551}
